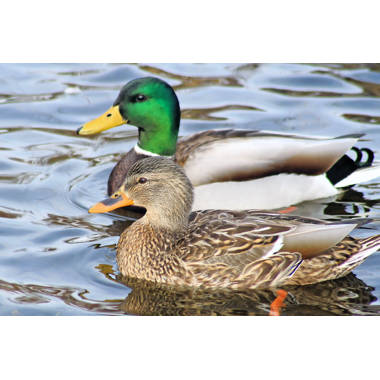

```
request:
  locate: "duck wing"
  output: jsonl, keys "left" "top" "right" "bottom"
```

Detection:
{"left": 181, "top": 210, "right": 369, "bottom": 261}
{"left": 176, "top": 130, "right": 361, "bottom": 186}
{"left": 185, "top": 252, "right": 302, "bottom": 289}
{"left": 179, "top": 210, "right": 295, "bottom": 263}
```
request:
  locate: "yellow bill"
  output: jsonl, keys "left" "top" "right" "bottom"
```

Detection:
{"left": 89, "top": 192, "right": 134, "bottom": 213}
{"left": 77, "top": 105, "right": 126, "bottom": 135}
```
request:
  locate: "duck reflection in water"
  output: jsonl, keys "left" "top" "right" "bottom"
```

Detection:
{"left": 114, "top": 273, "right": 377, "bottom": 316}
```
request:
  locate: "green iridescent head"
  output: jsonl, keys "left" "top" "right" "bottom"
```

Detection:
{"left": 78, "top": 77, "right": 181, "bottom": 156}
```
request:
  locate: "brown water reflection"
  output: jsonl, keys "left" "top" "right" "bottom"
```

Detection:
{"left": 117, "top": 274, "right": 377, "bottom": 316}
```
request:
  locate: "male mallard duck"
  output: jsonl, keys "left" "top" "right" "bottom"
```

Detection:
{"left": 88, "top": 156, "right": 380, "bottom": 290}
{"left": 78, "top": 77, "right": 380, "bottom": 210}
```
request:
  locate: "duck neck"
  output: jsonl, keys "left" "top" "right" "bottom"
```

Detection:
{"left": 137, "top": 114, "right": 179, "bottom": 157}
{"left": 142, "top": 209, "right": 189, "bottom": 237}
{"left": 127, "top": 218, "right": 184, "bottom": 251}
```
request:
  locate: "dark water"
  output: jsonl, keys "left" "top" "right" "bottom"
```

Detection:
{"left": 0, "top": 63, "right": 379, "bottom": 315}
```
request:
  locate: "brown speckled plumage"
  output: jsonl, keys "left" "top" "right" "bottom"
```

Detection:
{"left": 91, "top": 157, "right": 380, "bottom": 290}
{"left": 117, "top": 218, "right": 301, "bottom": 289}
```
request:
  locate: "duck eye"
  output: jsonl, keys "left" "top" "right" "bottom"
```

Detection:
{"left": 138, "top": 177, "right": 147, "bottom": 184}
{"left": 135, "top": 94, "right": 147, "bottom": 102}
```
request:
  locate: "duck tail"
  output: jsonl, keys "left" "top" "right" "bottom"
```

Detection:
{"left": 340, "top": 235, "right": 380, "bottom": 269}
{"left": 327, "top": 146, "right": 380, "bottom": 187}
{"left": 284, "top": 235, "right": 380, "bottom": 286}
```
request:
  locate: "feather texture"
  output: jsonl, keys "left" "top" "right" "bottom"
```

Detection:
{"left": 88, "top": 157, "right": 380, "bottom": 290}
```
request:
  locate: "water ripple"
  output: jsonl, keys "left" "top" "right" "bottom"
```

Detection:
{"left": 0, "top": 63, "right": 379, "bottom": 315}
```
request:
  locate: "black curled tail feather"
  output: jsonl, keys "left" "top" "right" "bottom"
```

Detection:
{"left": 326, "top": 147, "right": 375, "bottom": 186}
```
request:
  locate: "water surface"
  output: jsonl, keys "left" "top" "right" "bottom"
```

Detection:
{"left": 0, "top": 63, "right": 379, "bottom": 315}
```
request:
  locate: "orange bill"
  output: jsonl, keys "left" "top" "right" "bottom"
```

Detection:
{"left": 89, "top": 192, "right": 134, "bottom": 213}
{"left": 77, "top": 105, "right": 126, "bottom": 135}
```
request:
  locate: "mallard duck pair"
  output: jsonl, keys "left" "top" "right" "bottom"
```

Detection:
{"left": 80, "top": 77, "right": 380, "bottom": 290}
{"left": 89, "top": 156, "right": 380, "bottom": 290}
{"left": 78, "top": 77, "right": 380, "bottom": 210}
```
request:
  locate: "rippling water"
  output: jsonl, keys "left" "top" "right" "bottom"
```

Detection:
{"left": 0, "top": 63, "right": 379, "bottom": 315}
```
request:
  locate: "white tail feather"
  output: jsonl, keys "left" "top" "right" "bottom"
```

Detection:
{"left": 335, "top": 162, "right": 380, "bottom": 188}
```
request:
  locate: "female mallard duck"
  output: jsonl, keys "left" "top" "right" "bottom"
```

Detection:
{"left": 88, "top": 156, "right": 380, "bottom": 290}
{"left": 78, "top": 77, "right": 380, "bottom": 210}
